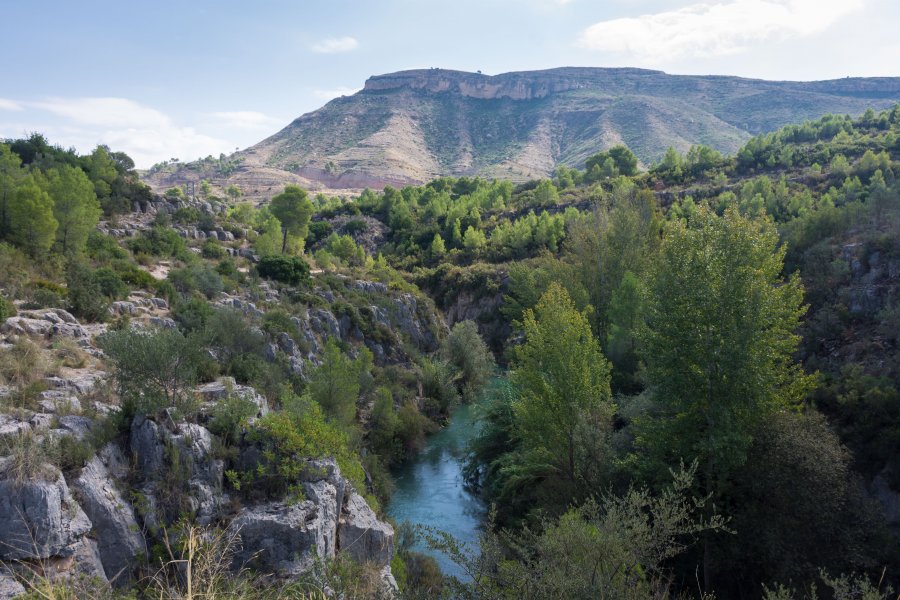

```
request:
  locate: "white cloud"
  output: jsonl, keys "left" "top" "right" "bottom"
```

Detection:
{"left": 578, "top": 0, "right": 865, "bottom": 62}
{"left": 0, "top": 98, "right": 24, "bottom": 111}
{"left": 3, "top": 97, "right": 233, "bottom": 168}
{"left": 209, "top": 110, "right": 281, "bottom": 130}
{"left": 311, "top": 36, "right": 359, "bottom": 54}
{"left": 313, "top": 87, "right": 360, "bottom": 101}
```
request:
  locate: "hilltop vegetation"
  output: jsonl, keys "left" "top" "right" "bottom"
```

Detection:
{"left": 145, "top": 67, "right": 900, "bottom": 199}
{"left": 1, "top": 104, "right": 899, "bottom": 599}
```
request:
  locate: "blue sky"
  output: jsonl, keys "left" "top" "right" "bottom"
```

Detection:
{"left": 2, "top": 0, "right": 898, "bottom": 167}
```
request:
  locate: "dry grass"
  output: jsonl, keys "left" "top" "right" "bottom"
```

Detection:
{"left": 0, "top": 430, "right": 58, "bottom": 486}
{"left": 52, "top": 338, "right": 89, "bottom": 370}
{"left": 0, "top": 339, "right": 50, "bottom": 387}
{"left": 146, "top": 525, "right": 328, "bottom": 600}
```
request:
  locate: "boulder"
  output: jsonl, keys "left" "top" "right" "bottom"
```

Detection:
{"left": 0, "top": 464, "right": 92, "bottom": 561}
{"left": 0, "top": 416, "right": 30, "bottom": 442}
{"left": 0, "top": 574, "right": 25, "bottom": 600}
{"left": 58, "top": 416, "right": 94, "bottom": 440}
{"left": 337, "top": 492, "right": 394, "bottom": 567}
{"left": 228, "top": 501, "right": 330, "bottom": 576}
{"left": 73, "top": 446, "right": 147, "bottom": 585}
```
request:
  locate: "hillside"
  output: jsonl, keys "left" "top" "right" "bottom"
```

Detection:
{"left": 145, "top": 67, "right": 900, "bottom": 198}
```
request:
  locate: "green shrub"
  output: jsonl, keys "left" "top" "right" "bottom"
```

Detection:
{"left": 307, "top": 220, "right": 333, "bottom": 246}
{"left": 234, "top": 394, "right": 365, "bottom": 501}
{"left": 208, "top": 393, "right": 259, "bottom": 446}
{"left": 172, "top": 206, "right": 201, "bottom": 225}
{"left": 256, "top": 255, "right": 310, "bottom": 286}
{"left": 173, "top": 297, "right": 214, "bottom": 333}
{"left": 94, "top": 267, "right": 128, "bottom": 299}
{"left": 66, "top": 262, "right": 109, "bottom": 322}
{"left": 0, "top": 295, "right": 15, "bottom": 321}
{"left": 112, "top": 259, "right": 158, "bottom": 289}
{"left": 98, "top": 327, "right": 202, "bottom": 417}
{"left": 342, "top": 219, "right": 368, "bottom": 234}
{"left": 201, "top": 238, "right": 227, "bottom": 259}
{"left": 85, "top": 231, "right": 128, "bottom": 262}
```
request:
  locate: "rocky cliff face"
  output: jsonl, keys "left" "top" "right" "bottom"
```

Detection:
{"left": 0, "top": 273, "right": 428, "bottom": 595}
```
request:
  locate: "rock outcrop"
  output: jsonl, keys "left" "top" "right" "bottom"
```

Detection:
{"left": 72, "top": 446, "right": 147, "bottom": 585}
{"left": 0, "top": 462, "right": 93, "bottom": 564}
{"left": 229, "top": 458, "right": 394, "bottom": 579}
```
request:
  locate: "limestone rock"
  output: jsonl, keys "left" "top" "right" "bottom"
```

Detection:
{"left": 73, "top": 446, "right": 147, "bottom": 585}
{"left": 0, "top": 465, "right": 92, "bottom": 561}
{"left": 0, "top": 574, "right": 25, "bottom": 600}
{"left": 338, "top": 492, "right": 394, "bottom": 567}
{"left": 228, "top": 501, "right": 329, "bottom": 576}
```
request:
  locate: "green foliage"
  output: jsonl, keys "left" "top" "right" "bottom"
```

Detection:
{"left": 208, "top": 393, "right": 260, "bottom": 446}
{"left": 257, "top": 254, "right": 311, "bottom": 286}
{"left": 99, "top": 327, "right": 201, "bottom": 417}
{"left": 7, "top": 174, "right": 57, "bottom": 256}
{"left": 0, "top": 294, "right": 15, "bottom": 321}
{"left": 66, "top": 261, "right": 110, "bottom": 322}
{"left": 585, "top": 145, "right": 640, "bottom": 180}
{"left": 168, "top": 264, "right": 225, "bottom": 299}
{"left": 307, "top": 340, "right": 370, "bottom": 427}
{"left": 126, "top": 226, "right": 189, "bottom": 259}
{"left": 269, "top": 185, "right": 313, "bottom": 254}
{"left": 440, "top": 320, "right": 494, "bottom": 401}
{"left": 44, "top": 164, "right": 101, "bottom": 255}
{"left": 511, "top": 283, "right": 612, "bottom": 485}
{"left": 430, "top": 466, "right": 725, "bottom": 600}
{"left": 238, "top": 394, "right": 365, "bottom": 501}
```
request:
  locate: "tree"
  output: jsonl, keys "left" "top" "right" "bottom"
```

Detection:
{"left": 225, "top": 184, "right": 242, "bottom": 201}
{"left": 66, "top": 262, "right": 109, "bottom": 322}
{"left": 308, "top": 339, "right": 363, "bottom": 427}
{"left": 608, "top": 145, "right": 639, "bottom": 176}
{"left": 429, "top": 233, "right": 446, "bottom": 258}
{"left": 269, "top": 185, "right": 313, "bottom": 254}
{"left": 0, "top": 144, "right": 25, "bottom": 239}
{"left": 440, "top": 320, "right": 495, "bottom": 401}
{"left": 7, "top": 175, "right": 57, "bottom": 256}
{"left": 533, "top": 180, "right": 559, "bottom": 206}
{"left": 511, "top": 283, "right": 612, "bottom": 485}
{"left": 44, "top": 165, "right": 101, "bottom": 255}
{"left": 99, "top": 327, "right": 201, "bottom": 416}
{"left": 462, "top": 226, "right": 486, "bottom": 253}
{"left": 637, "top": 206, "right": 814, "bottom": 590}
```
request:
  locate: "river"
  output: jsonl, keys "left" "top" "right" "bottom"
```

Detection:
{"left": 386, "top": 400, "right": 487, "bottom": 580}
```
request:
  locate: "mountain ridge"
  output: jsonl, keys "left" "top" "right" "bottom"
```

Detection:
{"left": 144, "top": 67, "right": 900, "bottom": 198}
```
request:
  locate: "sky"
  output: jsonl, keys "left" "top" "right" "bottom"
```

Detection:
{"left": 1, "top": 0, "right": 898, "bottom": 168}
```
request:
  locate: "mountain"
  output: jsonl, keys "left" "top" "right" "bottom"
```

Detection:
{"left": 145, "top": 67, "right": 900, "bottom": 196}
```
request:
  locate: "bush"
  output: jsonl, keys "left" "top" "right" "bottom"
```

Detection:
{"left": 201, "top": 238, "right": 227, "bottom": 259}
{"left": 256, "top": 255, "right": 310, "bottom": 286}
{"left": 99, "top": 327, "right": 202, "bottom": 417}
{"left": 85, "top": 231, "right": 128, "bottom": 262}
{"left": 94, "top": 266, "right": 128, "bottom": 299}
{"left": 342, "top": 219, "right": 368, "bottom": 234}
{"left": 111, "top": 259, "right": 158, "bottom": 289}
{"left": 307, "top": 220, "right": 333, "bottom": 246}
{"left": 172, "top": 206, "right": 201, "bottom": 224}
{"left": 66, "top": 262, "right": 109, "bottom": 322}
{"left": 0, "top": 295, "right": 16, "bottom": 321}
{"left": 208, "top": 393, "right": 259, "bottom": 446}
{"left": 168, "top": 265, "right": 224, "bottom": 300}
{"left": 234, "top": 394, "right": 365, "bottom": 501}
{"left": 441, "top": 320, "right": 495, "bottom": 401}
{"left": 173, "top": 297, "right": 214, "bottom": 333}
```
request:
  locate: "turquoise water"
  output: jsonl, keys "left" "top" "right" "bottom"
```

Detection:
{"left": 386, "top": 401, "right": 486, "bottom": 580}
